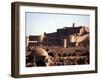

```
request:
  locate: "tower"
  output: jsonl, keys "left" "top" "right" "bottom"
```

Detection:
{"left": 72, "top": 23, "right": 75, "bottom": 27}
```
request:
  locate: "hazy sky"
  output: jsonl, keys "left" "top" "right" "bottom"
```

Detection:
{"left": 25, "top": 12, "right": 90, "bottom": 36}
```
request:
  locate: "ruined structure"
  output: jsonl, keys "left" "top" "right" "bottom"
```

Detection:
{"left": 27, "top": 23, "right": 89, "bottom": 48}
{"left": 26, "top": 23, "right": 90, "bottom": 67}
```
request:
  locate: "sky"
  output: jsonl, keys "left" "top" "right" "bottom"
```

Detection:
{"left": 25, "top": 12, "right": 90, "bottom": 36}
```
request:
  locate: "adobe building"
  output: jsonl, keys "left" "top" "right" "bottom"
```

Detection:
{"left": 26, "top": 23, "right": 89, "bottom": 48}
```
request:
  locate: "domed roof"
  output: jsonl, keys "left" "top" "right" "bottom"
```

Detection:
{"left": 33, "top": 47, "right": 48, "bottom": 56}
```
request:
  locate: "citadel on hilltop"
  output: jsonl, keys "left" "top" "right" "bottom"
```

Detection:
{"left": 26, "top": 23, "right": 89, "bottom": 48}
{"left": 26, "top": 23, "right": 90, "bottom": 67}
